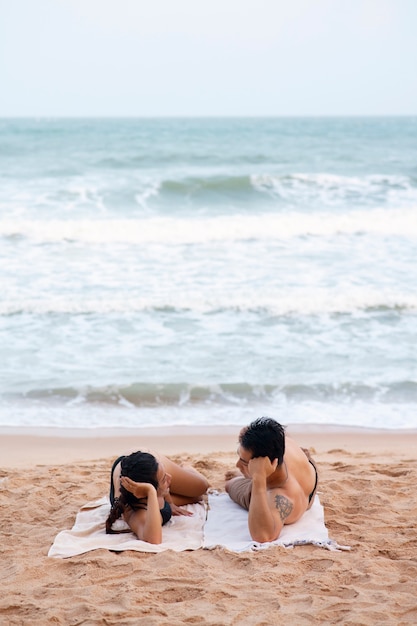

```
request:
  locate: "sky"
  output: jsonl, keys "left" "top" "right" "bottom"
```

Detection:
{"left": 1, "top": 0, "right": 416, "bottom": 117}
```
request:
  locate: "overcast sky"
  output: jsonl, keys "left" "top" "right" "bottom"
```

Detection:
{"left": 1, "top": 0, "right": 416, "bottom": 117}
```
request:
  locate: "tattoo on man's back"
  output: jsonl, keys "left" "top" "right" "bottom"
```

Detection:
{"left": 274, "top": 495, "right": 293, "bottom": 521}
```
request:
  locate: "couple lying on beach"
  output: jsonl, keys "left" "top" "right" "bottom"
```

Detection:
{"left": 106, "top": 417, "right": 318, "bottom": 545}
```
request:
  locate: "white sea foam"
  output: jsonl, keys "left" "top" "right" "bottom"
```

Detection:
{"left": 1, "top": 206, "right": 417, "bottom": 244}
{"left": 134, "top": 180, "right": 161, "bottom": 211}
{"left": 1, "top": 289, "right": 416, "bottom": 316}
{"left": 251, "top": 173, "right": 417, "bottom": 207}
{"left": 1, "top": 397, "right": 416, "bottom": 430}
{"left": 2, "top": 118, "right": 417, "bottom": 432}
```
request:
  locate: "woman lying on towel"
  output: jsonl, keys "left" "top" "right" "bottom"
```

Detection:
{"left": 105, "top": 451, "right": 209, "bottom": 544}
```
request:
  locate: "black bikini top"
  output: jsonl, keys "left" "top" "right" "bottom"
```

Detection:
{"left": 160, "top": 500, "right": 172, "bottom": 525}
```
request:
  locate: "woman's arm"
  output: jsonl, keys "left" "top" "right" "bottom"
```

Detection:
{"left": 120, "top": 477, "right": 163, "bottom": 544}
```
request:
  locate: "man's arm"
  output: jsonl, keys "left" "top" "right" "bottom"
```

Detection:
{"left": 247, "top": 457, "right": 293, "bottom": 543}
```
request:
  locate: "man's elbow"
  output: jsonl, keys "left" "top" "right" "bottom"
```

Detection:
{"left": 250, "top": 528, "right": 280, "bottom": 543}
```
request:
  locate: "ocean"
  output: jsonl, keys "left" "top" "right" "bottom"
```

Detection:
{"left": 1, "top": 117, "right": 416, "bottom": 430}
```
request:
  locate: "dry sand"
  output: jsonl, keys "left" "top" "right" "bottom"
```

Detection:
{"left": 1, "top": 425, "right": 416, "bottom": 625}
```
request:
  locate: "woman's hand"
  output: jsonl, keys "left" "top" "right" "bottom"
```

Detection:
{"left": 169, "top": 502, "right": 193, "bottom": 517}
{"left": 120, "top": 476, "right": 156, "bottom": 499}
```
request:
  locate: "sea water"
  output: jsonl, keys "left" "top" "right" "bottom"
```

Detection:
{"left": 1, "top": 117, "right": 416, "bottom": 430}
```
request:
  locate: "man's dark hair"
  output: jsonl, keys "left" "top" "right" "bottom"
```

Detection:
{"left": 239, "top": 417, "right": 286, "bottom": 464}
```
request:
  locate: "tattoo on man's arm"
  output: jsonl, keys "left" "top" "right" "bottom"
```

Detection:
{"left": 274, "top": 495, "right": 293, "bottom": 521}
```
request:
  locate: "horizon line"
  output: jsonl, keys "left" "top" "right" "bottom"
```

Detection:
{"left": 1, "top": 113, "right": 417, "bottom": 120}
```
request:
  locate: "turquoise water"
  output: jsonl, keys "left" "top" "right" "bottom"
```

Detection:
{"left": 1, "top": 117, "right": 417, "bottom": 429}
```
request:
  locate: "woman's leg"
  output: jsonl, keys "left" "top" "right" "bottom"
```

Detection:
{"left": 159, "top": 454, "right": 209, "bottom": 500}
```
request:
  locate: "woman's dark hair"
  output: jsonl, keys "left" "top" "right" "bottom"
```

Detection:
{"left": 105, "top": 451, "right": 159, "bottom": 534}
{"left": 239, "top": 417, "right": 286, "bottom": 464}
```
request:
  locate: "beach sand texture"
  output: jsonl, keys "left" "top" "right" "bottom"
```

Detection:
{"left": 1, "top": 428, "right": 416, "bottom": 625}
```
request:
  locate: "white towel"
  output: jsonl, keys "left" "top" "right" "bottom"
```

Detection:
{"left": 49, "top": 493, "right": 349, "bottom": 558}
{"left": 48, "top": 497, "right": 206, "bottom": 558}
{"left": 203, "top": 492, "right": 350, "bottom": 552}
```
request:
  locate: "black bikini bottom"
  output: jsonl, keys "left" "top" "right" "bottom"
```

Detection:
{"left": 308, "top": 458, "right": 319, "bottom": 503}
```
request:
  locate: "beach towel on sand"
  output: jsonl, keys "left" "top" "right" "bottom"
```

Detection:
{"left": 203, "top": 492, "right": 350, "bottom": 552}
{"left": 49, "top": 493, "right": 349, "bottom": 558}
{"left": 48, "top": 497, "right": 206, "bottom": 557}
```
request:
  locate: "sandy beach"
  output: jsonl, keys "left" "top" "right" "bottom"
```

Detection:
{"left": 1, "top": 425, "right": 416, "bottom": 625}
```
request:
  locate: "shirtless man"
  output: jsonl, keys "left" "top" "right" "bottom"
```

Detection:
{"left": 225, "top": 417, "right": 318, "bottom": 543}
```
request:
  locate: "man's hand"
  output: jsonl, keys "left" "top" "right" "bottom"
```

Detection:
{"left": 247, "top": 456, "right": 278, "bottom": 480}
